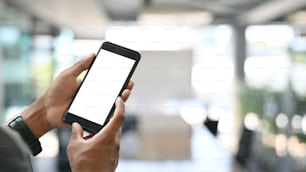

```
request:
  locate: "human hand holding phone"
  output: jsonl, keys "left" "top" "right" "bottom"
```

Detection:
{"left": 63, "top": 41, "right": 141, "bottom": 133}
{"left": 20, "top": 52, "right": 135, "bottom": 138}
{"left": 67, "top": 97, "right": 125, "bottom": 172}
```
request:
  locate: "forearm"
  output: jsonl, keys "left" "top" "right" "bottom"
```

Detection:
{"left": 20, "top": 95, "right": 51, "bottom": 138}
{"left": 5, "top": 97, "right": 48, "bottom": 156}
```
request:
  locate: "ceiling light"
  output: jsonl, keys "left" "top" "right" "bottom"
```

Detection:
{"left": 138, "top": 11, "right": 213, "bottom": 26}
{"left": 101, "top": 0, "right": 144, "bottom": 21}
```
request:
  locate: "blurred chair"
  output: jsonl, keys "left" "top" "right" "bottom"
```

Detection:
{"left": 236, "top": 127, "right": 254, "bottom": 166}
{"left": 138, "top": 114, "right": 192, "bottom": 160}
{"left": 204, "top": 118, "right": 219, "bottom": 136}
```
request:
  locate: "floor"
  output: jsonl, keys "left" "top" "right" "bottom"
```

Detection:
{"left": 116, "top": 126, "right": 241, "bottom": 172}
{"left": 32, "top": 126, "right": 243, "bottom": 172}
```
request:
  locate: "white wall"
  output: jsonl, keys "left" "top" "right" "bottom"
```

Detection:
{"left": 127, "top": 50, "right": 193, "bottom": 114}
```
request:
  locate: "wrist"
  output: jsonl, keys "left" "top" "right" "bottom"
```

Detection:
{"left": 21, "top": 96, "right": 51, "bottom": 138}
{"left": 7, "top": 116, "right": 42, "bottom": 156}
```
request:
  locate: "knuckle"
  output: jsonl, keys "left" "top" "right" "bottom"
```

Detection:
{"left": 118, "top": 113, "right": 125, "bottom": 123}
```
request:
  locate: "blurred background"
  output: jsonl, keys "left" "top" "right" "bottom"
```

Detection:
{"left": 1, "top": 0, "right": 306, "bottom": 171}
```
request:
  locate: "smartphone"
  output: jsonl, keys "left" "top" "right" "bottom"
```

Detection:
{"left": 63, "top": 41, "right": 141, "bottom": 133}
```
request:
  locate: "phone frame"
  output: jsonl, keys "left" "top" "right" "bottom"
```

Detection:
{"left": 63, "top": 41, "right": 141, "bottom": 133}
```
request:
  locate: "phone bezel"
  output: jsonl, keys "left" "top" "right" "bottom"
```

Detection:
{"left": 63, "top": 41, "right": 141, "bottom": 133}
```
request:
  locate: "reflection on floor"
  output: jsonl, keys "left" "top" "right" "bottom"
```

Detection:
{"left": 117, "top": 126, "right": 238, "bottom": 172}
{"left": 32, "top": 126, "right": 243, "bottom": 172}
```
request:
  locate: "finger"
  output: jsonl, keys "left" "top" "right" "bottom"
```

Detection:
{"left": 112, "top": 130, "right": 121, "bottom": 163}
{"left": 76, "top": 77, "right": 83, "bottom": 85}
{"left": 126, "top": 81, "right": 134, "bottom": 91}
{"left": 115, "top": 127, "right": 122, "bottom": 143}
{"left": 70, "top": 122, "right": 83, "bottom": 141}
{"left": 63, "top": 122, "right": 72, "bottom": 128}
{"left": 121, "top": 89, "right": 131, "bottom": 102}
{"left": 122, "top": 81, "right": 134, "bottom": 102}
{"left": 97, "top": 97, "right": 125, "bottom": 136}
{"left": 68, "top": 53, "right": 95, "bottom": 77}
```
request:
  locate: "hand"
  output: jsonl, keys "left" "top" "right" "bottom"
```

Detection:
{"left": 67, "top": 97, "right": 125, "bottom": 172}
{"left": 21, "top": 53, "right": 134, "bottom": 138}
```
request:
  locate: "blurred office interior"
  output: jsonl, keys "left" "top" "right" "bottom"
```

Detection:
{"left": 1, "top": 0, "right": 306, "bottom": 171}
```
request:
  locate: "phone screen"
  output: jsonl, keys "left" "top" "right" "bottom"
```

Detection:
{"left": 67, "top": 49, "right": 136, "bottom": 125}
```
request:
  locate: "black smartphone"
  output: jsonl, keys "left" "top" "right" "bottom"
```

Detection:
{"left": 63, "top": 41, "right": 141, "bottom": 133}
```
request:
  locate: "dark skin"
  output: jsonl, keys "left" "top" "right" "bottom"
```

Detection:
{"left": 67, "top": 98, "right": 125, "bottom": 172}
{"left": 20, "top": 53, "right": 134, "bottom": 137}
{"left": 18, "top": 53, "right": 134, "bottom": 172}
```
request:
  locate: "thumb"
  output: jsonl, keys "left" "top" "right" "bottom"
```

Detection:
{"left": 100, "top": 97, "right": 125, "bottom": 135}
{"left": 70, "top": 122, "right": 83, "bottom": 141}
{"left": 68, "top": 53, "right": 95, "bottom": 77}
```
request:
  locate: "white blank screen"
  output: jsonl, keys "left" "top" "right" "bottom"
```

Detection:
{"left": 68, "top": 49, "right": 135, "bottom": 125}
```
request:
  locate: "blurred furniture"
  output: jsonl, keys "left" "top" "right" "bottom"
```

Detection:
{"left": 139, "top": 114, "right": 192, "bottom": 160}
{"left": 120, "top": 114, "right": 192, "bottom": 160}
{"left": 204, "top": 118, "right": 219, "bottom": 136}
